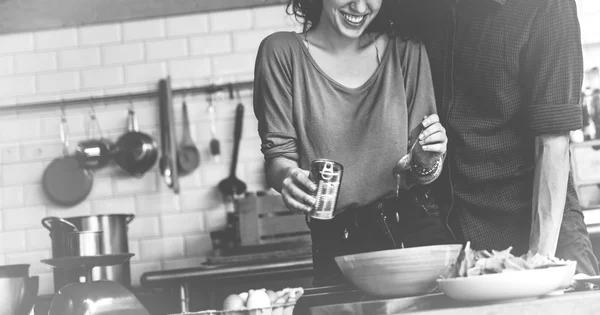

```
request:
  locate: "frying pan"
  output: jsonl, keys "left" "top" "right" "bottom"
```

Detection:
{"left": 42, "top": 117, "right": 94, "bottom": 207}
{"left": 218, "top": 100, "right": 247, "bottom": 197}
{"left": 113, "top": 109, "right": 158, "bottom": 177}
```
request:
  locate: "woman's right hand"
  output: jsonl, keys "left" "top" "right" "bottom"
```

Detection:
{"left": 282, "top": 168, "right": 317, "bottom": 214}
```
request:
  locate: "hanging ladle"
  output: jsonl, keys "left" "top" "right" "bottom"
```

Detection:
{"left": 218, "top": 89, "right": 247, "bottom": 198}
{"left": 177, "top": 91, "right": 200, "bottom": 176}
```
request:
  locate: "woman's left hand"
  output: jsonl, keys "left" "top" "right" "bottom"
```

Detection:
{"left": 413, "top": 114, "right": 447, "bottom": 167}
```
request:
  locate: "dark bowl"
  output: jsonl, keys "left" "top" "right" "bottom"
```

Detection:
{"left": 0, "top": 264, "right": 30, "bottom": 278}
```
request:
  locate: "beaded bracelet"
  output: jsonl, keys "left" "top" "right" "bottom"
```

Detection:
{"left": 411, "top": 158, "right": 441, "bottom": 177}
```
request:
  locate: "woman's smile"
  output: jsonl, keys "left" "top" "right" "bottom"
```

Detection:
{"left": 340, "top": 12, "right": 367, "bottom": 26}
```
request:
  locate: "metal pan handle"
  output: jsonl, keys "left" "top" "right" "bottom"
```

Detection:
{"left": 41, "top": 216, "right": 78, "bottom": 232}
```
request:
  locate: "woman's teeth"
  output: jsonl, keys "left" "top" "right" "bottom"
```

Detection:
{"left": 342, "top": 13, "right": 365, "bottom": 24}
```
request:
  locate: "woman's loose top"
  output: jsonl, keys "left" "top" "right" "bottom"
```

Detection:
{"left": 253, "top": 31, "right": 437, "bottom": 213}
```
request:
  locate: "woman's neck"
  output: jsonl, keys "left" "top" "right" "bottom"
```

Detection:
{"left": 309, "top": 20, "right": 369, "bottom": 55}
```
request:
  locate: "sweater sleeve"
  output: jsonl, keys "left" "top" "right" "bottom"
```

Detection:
{"left": 403, "top": 41, "right": 438, "bottom": 146}
{"left": 400, "top": 40, "right": 441, "bottom": 185}
{"left": 523, "top": 0, "right": 583, "bottom": 135}
{"left": 253, "top": 33, "right": 299, "bottom": 163}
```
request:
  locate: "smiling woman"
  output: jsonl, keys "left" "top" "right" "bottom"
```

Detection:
{"left": 253, "top": 0, "right": 456, "bottom": 286}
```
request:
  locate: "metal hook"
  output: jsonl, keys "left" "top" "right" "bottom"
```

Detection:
{"left": 60, "top": 99, "right": 67, "bottom": 122}
{"left": 228, "top": 83, "right": 234, "bottom": 100}
{"left": 128, "top": 94, "right": 134, "bottom": 111}
{"left": 235, "top": 86, "right": 242, "bottom": 103}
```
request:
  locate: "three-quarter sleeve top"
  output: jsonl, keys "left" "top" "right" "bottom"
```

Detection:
{"left": 253, "top": 32, "right": 437, "bottom": 213}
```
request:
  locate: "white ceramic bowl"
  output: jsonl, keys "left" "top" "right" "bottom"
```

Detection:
{"left": 557, "top": 261, "right": 577, "bottom": 289}
{"left": 437, "top": 265, "right": 570, "bottom": 301}
{"left": 334, "top": 245, "right": 463, "bottom": 298}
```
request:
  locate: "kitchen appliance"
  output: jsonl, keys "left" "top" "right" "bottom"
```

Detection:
{"left": 42, "top": 214, "right": 134, "bottom": 291}
{"left": 42, "top": 253, "right": 149, "bottom": 315}
{"left": 0, "top": 275, "right": 39, "bottom": 315}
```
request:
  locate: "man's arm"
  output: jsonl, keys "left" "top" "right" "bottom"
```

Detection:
{"left": 529, "top": 133, "right": 571, "bottom": 256}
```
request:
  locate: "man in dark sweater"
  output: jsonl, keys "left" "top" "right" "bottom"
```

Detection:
{"left": 401, "top": 0, "right": 599, "bottom": 275}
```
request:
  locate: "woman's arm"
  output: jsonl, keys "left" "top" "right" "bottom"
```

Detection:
{"left": 253, "top": 33, "right": 315, "bottom": 213}
{"left": 399, "top": 41, "right": 446, "bottom": 185}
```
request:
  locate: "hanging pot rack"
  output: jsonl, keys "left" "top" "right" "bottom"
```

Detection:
{"left": 0, "top": 79, "right": 253, "bottom": 113}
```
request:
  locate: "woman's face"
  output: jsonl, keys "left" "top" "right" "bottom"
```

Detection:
{"left": 320, "top": 0, "right": 383, "bottom": 39}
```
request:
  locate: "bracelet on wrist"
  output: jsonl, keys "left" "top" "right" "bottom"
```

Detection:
{"left": 411, "top": 158, "right": 441, "bottom": 177}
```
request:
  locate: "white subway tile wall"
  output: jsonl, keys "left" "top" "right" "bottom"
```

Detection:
{"left": 0, "top": 4, "right": 298, "bottom": 296}
{"left": 0, "top": 2, "right": 597, "bottom": 296}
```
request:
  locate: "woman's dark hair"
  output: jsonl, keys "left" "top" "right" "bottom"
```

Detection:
{"left": 286, "top": 0, "right": 420, "bottom": 38}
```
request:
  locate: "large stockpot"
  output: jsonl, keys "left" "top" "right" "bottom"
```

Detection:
{"left": 42, "top": 214, "right": 134, "bottom": 292}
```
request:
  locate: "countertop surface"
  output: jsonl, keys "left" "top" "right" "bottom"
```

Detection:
{"left": 309, "top": 290, "right": 600, "bottom": 315}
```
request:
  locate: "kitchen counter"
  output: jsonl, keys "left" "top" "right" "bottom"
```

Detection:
{"left": 308, "top": 290, "right": 600, "bottom": 315}
{"left": 141, "top": 256, "right": 314, "bottom": 313}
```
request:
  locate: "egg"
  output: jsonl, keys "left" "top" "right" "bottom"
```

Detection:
{"left": 246, "top": 289, "right": 272, "bottom": 315}
{"left": 266, "top": 290, "right": 278, "bottom": 304}
{"left": 239, "top": 291, "right": 249, "bottom": 304}
{"left": 223, "top": 294, "right": 245, "bottom": 311}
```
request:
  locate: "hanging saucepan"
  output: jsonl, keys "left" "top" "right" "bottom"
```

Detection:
{"left": 76, "top": 110, "right": 113, "bottom": 170}
{"left": 42, "top": 116, "right": 94, "bottom": 207}
{"left": 113, "top": 108, "right": 158, "bottom": 177}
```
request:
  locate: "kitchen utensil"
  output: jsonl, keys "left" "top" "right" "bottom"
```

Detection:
{"left": 76, "top": 111, "right": 113, "bottom": 170}
{"left": 394, "top": 139, "right": 418, "bottom": 198}
{"left": 437, "top": 264, "right": 570, "bottom": 301}
{"left": 67, "top": 231, "right": 104, "bottom": 257}
{"left": 158, "top": 77, "right": 180, "bottom": 193}
{"left": 208, "top": 94, "right": 221, "bottom": 163}
{"left": 557, "top": 260, "right": 577, "bottom": 290}
{"left": 335, "top": 245, "right": 462, "bottom": 298}
{"left": 0, "top": 264, "right": 30, "bottom": 278}
{"left": 113, "top": 108, "right": 158, "bottom": 177}
{"left": 218, "top": 102, "right": 247, "bottom": 197}
{"left": 43, "top": 254, "right": 148, "bottom": 315}
{"left": 48, "top": 280, "right": 149, "bottom": 315}
{"left": 398, "top": 139, "right": 418, "bottom": 171}
{"left": 42, "top": 214, "right": 135, "bottom": 291}
{"left": 42, "top": 253, "right": 135, "bottom": 271}
{"left": 177, "top": 100, "right": 200, "bottom": 175}
{"left": 42, "top": 115, "right": 94, "bottom": 207}
{"left": 573, "top": 273, "right": 600, "bottom": 286}
{"left": 0, "top": 276, "right": 39, "bottom": 315}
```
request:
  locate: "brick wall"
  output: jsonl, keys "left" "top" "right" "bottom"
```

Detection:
{"left": 0, "top": 4, "right": 300, "bottom": 295}
{"left": 0, "top": 2, "right": 598, "bottom": 296}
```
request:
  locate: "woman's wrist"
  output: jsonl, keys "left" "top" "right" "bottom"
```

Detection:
{"left": 411, "top": 158, "right": 441, "bottom": 176}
